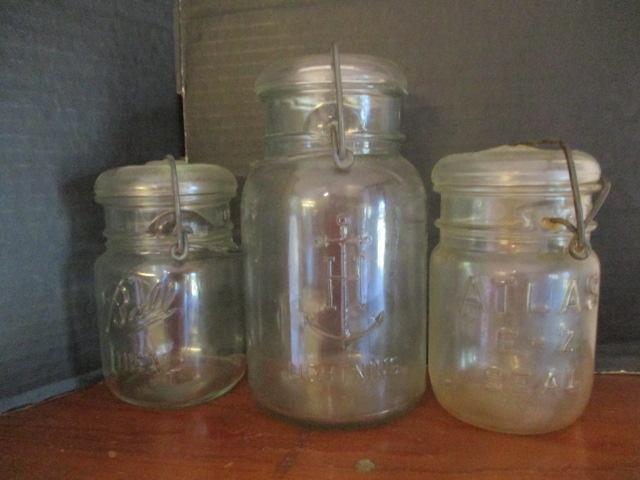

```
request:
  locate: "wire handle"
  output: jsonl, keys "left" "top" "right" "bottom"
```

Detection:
{"left": 516, "top": 139, "right": 611, "bottom": 260}
{"left": 330, "top": 43, "right": 354, "bottom": 171}
{"left": 165, "top": 155, "right": 189, "bottom": 262}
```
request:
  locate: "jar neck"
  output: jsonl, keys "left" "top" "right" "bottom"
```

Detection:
{"left": 436, "top": 188, "right": 598, "bottom": 253}
{"left": 102, "top": 202, "right": 236, "bottom": 254}
{"left": 437, "top": 228, "right": 592, "bottom": 254}
{"left": 265, "top": 135, "right": 402, "bottom": 159}
{"left": 261, "top": 89, "right": 404, "bottom": 159}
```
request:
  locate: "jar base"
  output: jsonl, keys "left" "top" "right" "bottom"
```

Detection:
{"left": 437, "top": 404, "right": 581, "bottom": 435}
{"left": 248, "top": 356, "right": 426, "bottom": 427}
{"left": 105, "top": 354, "right": 246, "bottom": 409}
{"left": 431, "top": 381, "right": 588, "bottom": 435}
{"left": 254, "top": 393, "right": 423, "bottom": 428}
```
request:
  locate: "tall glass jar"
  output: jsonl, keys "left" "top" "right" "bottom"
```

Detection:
{"left": 94, "top": 158, "right": 245, "bottom": 408}
{"left": 429, "top": 145, "right": 607, "bottom": 434}
{"left": 242, "top": 54, "right": 427, "bottom": 425}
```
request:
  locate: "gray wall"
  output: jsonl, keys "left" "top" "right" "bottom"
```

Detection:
{"left": 180, "top": 0, "right": 640, "bottom": 371}
{"left": 0, "top": 0, "right": 183, "bottom": 412}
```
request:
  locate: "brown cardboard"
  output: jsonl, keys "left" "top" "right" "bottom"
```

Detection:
{"left": 177, "top": 0, "right": 640, "bottom": 369}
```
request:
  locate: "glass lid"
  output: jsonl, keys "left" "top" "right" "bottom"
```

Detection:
{"left": 255, "top": 54, "right": 407, "bottom": 96}
{"left": 432, "top": 145, "right": 601, "bottom": 189}
{"left": 95, "top": 158, "right": 237, "bottom": 201}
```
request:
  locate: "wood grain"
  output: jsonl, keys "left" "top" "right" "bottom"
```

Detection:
{"left": 1, "top": 375, "right": 639, "bottom": 479}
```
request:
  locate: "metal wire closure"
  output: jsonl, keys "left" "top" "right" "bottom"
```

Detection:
{"left": 517, "top": 139, "right": 611, "bottom": 260}
{"left": 330, "top": 43, "right": 354, "bottom": 171}
{"left": 166, "top": 155, "right": 189, "bottom": 261}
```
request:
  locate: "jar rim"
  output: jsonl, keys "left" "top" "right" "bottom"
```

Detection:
{"left": 255, "top": 54, "right": 408, "bottom": 97}
{"left": 95, "top": 159, "right": 237, "bottom": 203}
{"left": 433, "top": 182, "right": 603, "bottom": 195}
{"left": 432, "top": 145, "right": 602, "bottom": 189}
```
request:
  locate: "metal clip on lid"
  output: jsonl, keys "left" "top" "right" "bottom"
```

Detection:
{"left": 166, "top": 155, "right": 189, "bottom": 261}
{"left": 330, "top": 43, "right": 354, "bottom": 171}
{"left": 517, "top": 139, "right": 611, "bottom": 260}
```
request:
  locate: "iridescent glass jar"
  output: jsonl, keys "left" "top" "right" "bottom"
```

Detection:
{"left": 242, "top": 53, "right": 427, "bottom": 425}
{"left": 94, "top": 158, "right": 245, "bottom": 408}
{"left": 429, "top": 144, "right": 609, "bottom": 434}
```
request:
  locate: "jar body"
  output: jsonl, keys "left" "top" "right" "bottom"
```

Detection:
{"left": 429, "top": 192, "right": 600, "bottom": 434}
{"left": 242, "top": 151, "right": 427, "bottom": 425}
{"left": 94, "top": 203, "right": 245, "bottom": 408}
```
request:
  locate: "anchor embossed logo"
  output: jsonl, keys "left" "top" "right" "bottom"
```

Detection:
{"left": 304, "top": 214, "right": 383, "bottom": 345}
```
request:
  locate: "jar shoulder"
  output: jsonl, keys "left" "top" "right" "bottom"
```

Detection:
{"left": 387, "top": 154, "right": 426, "bottom": 194}
{"left": 95, "top": 249, "right": 241, "bottom": 278}
{"left": 242, "top": 154, "right": 426, "bottom": 200}
{"left": 430, "top": 242, "right": 600, "bottom": 273}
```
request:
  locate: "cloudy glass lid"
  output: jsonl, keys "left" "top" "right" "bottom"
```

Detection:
{"left": 432, "top": 145, "right": 601, "bottom": 189}
{"left": 95, "top": 158, "right": 237, "bottom": 201}
{"left": 255, "top": 54, "right": 407, "bottom": 96}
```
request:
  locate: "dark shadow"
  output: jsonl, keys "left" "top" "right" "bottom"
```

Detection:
{"left": 61, "top": 173, "right": 106, "bottom": 380}
{"left": 61, "top": 102, "right": 185, "bottom": 381}
{"left": 401, "top": 96, "right": 442, "bottom": 261}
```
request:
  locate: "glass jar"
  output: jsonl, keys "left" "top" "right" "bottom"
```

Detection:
{"left": 94, "top": 158, "right": 245, "bottom": 408}
{"left": 242, "top": 54, "right": 427, "bottom": 425}
{"left": 429, "top": 145, "right": 608, "bottom": 434}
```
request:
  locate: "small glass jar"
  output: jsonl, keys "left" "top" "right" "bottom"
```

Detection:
{"left": 429, "top": 145, "right": 607, "bottom": 434}
{"left": 242, "top": 54, "right": 427, "bottom": 425}
{"left": 94, "top": 158, "right": 245, "bottom": 408}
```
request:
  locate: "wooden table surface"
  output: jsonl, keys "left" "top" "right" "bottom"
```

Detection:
{"left": 1, "top": 375, "right": 639, "bottom": 479}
